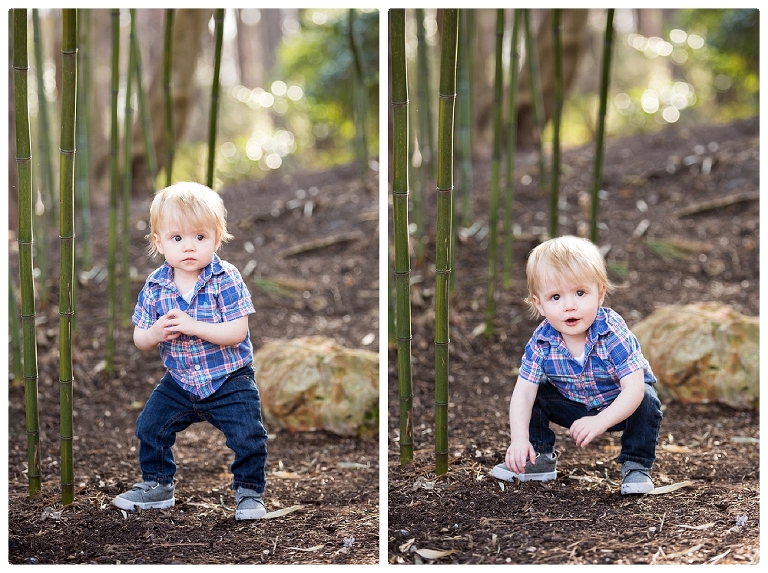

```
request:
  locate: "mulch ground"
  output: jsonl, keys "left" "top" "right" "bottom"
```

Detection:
{"left": 387, "top": 117, "right": 759, "bottom": 564}
{"left": 7, "top": 163, "right": 380, "bottom": 564}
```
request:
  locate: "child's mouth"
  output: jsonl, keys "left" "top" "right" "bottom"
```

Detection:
{"left": 565, "top": 318, "right": 579, "bottom": 326}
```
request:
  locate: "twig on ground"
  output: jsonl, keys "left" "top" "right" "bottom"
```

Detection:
{"left": 279, "top": 232, "right": 363, "bottom": 257}
{"left": 675, "top": 191, "right": 758, "bottom": 217}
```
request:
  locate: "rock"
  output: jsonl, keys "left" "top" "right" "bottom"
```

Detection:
{"left": 254, "top": 336, "right": 378, "bottom": 436}
{"left": 631, "top": 302, "right": 758, "bottom": 410}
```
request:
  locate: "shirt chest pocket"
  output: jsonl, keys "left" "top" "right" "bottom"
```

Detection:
{"left": 588, "top": 353, "right": 617, "bottom": 384}
{"left": 193, "top": 293, "right": 222, "bottom": 323}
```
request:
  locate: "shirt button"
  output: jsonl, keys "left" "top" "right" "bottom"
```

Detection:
{"left": 194, "top": 364, "right": 201, "bottom": 371}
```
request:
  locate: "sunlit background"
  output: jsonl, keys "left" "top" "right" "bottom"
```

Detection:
{"left": 405, "top": 8, "right": 758, "bottom": 149}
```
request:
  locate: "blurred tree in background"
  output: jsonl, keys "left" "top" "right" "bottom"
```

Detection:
{"left": 274, "top": 8, "right": 379, "bottom": 169}
{"left": 9, "top": 8, "right": 379, "bottom": 204}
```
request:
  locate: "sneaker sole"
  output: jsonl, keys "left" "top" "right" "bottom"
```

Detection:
{"left": 491, "top": 464, "right": 557, "bottom": 482}
{"left": 235, "top": 508, "right": 266, "bottom": 520}
{"left": 113, "top": 497, "right": 175, "bottom": 511}
{"left": 621, "top": 482, "right": 654, "bottom": 495}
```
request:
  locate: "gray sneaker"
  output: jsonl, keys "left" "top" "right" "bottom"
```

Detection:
{"left": 621, "top": 462, "right": 654, "bottom": 495}
{"left": 113, "top": 481, "right": 175, "bottom": 510}
{"left": 235, "top": 487, "right": 266, "bottom": 520}
{"left": 491, "top": 452, "right": 557, "bottom": 482}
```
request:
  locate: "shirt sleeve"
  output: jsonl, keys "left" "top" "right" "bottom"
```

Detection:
{"left": 216, "top": 267, "right": 256, "bottom": 322}
{"left": 607, "top": 317, "right": 648, "bottom": 380}
{"left": 518, "top": 337, "right": 547, "bottom": 385}
{"left": 132, "top": 282, "right": 157, "bottom": 330}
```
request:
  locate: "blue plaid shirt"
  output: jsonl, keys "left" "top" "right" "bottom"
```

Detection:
{"left": 518, "top": 307, "right": 656, "bottom": 411}
{"left": 133, "top": 254, "right": 255, "bottom": 398}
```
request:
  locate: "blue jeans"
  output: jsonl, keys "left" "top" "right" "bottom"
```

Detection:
{"left": 529, "top": 381, "right": 662, "bottom": 469}
{"left": 135, "top": 365, "right": 268, "bottom": 494}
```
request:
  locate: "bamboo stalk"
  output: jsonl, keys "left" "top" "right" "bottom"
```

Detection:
{"left": 134, "top": 22, "right": 158, "bottom": 192}
{"left": 390, "top": 9, "right": 413, "bottom": 465}
{"left": 13, "top": 7, "right": 42, "bottom": 496}
{"left": 434, "top": 8, "right": 458, "bottom": 476}
{"left": 348, "top": 9, "right": 369, "bottom": 180}
{"left": 415, "top": 9, "right": 435, "bottom": 181}
{"left": 59, "top": 7, "right": 77, "bottom": 506}
{"left": 503, "top": 10, "right": 522, "bottom": 289}
{"left": 31, "top": 10, "right": 51, "bottom": 306}
{"left": 550, "top": 9, "right": 563, "bottom": 238}
{"left": 590, "top": 9, "right": 615, "bottom": 244}
{"left": 456, "top": 9, "right": 473, "bottom": 228}
{"left": 121, "top": 9, "right": 137, "bottom": 327}
{"left": 412, "top": 8, "right": 431, "bottom": 264}
{"left": 76, "top": 8, "right": 92, "bottom": 273}
{"left": 484, "top": 9, "right": 504, "bottom": 336}
{"left": 105, "top": 8, "right": 120, "bottom": 374}
{"left": 163, "top": 9, "right": 175, "bottom": 187}
{"left": 32, "top": 10, "right": 56, "bottom": 223}
{"left": 206, "top": 8, "right": 225, "bottom": 189}
{"left": 524, "top": 10, "right": 548, "bottom": 196}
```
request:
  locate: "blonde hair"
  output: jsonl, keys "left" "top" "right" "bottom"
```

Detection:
{"left": 146, "top": 182, "right": 233, "bottom": 258}
{"left": 524, "top": 235, "right": 614, "bottom": 319}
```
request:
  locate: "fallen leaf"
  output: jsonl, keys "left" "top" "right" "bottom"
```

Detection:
{"left": 674, "top": 522, "right": 715, "bottom": 530}
{"left": 665, "top": 544, "right": 703, "bottom": 558}
{"left": 271, "top": 470, "right": 302, "bottom": 479}
{"left": 287, "top": 544, "right": 324, "bottom": 552}
{"left": 730, "top": 436, "right": 759, "bottom": 444}
{"left": 415, "top": 547, "right": 460, "bottom": 560}
{"left": 648, "top": 480, "right": 694, "bottom": 494}
{"left": 337, "top": 462, "right": 369, "bottom": 469}
{"left": 661, "top": 444, "right": 692, "bottom": 453}
{"left": 399, "top": 538, "right": 415, "bottom": 553}
{"left": 261, "top": 504, "right": 303, "bottom": 519}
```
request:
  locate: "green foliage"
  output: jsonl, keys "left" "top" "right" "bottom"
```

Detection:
{"left": 558, "top": 9, "right": 758, "bottom": 149}
{"left": 274, "top": 9, "right": 379, "bottom": 163}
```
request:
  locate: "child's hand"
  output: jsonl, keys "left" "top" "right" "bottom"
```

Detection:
{"left": 505, "top": 439, "right": 537, "bottom": 474}
{"left": 161, "top": 308, "right": 197, "bottom": 339}
{"left": 569, "top": 416, "right": 608, "bottom": 448}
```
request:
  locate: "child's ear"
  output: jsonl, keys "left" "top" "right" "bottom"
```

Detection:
{"left": 153, "top": 233, "right": 164, "bottom": 254}
{"left": 598, "top": 284, "right": 607, "bottom": 305}
{"left": 531, "top": 294, "right": 544, "bottom": 316}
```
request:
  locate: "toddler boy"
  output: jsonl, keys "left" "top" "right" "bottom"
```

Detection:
{"left": 492, "top": 236, "right": 662, "bottom": 494}
{"left": 113, "top": 182, "right": 268, "bottom": 519}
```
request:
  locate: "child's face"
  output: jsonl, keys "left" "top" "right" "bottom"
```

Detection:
{"left": 153, "top": 216, "right": 221, "bottom": 282}
{"left": 531, "top": 268, "right": 606, "bottom": 343}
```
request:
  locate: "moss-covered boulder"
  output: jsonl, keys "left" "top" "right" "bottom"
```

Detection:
{"left": 254, "top": 336, "right": 378, "bottom": 436}
{"left": 632, "top": 302, "right": 758, "bottom": 410}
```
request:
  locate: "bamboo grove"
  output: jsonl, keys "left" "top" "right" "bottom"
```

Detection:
{"left": 9, "top": 8, "right": 229, "bottom": 502}
{"left": 390, "top": 9, "right": 617, "bottom": 473}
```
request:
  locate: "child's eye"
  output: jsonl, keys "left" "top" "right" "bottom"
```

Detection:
{"left": 196, "top": 234, "right": 205, "bottom": 241}
{"left": 551, "top": 294, "right": 560, "bottom": 301}
{"left": 576, "top": 290, "right": 585, "bottom": 297}
{"left": 172, "top": 235, "right": 181, "bottom": 242}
